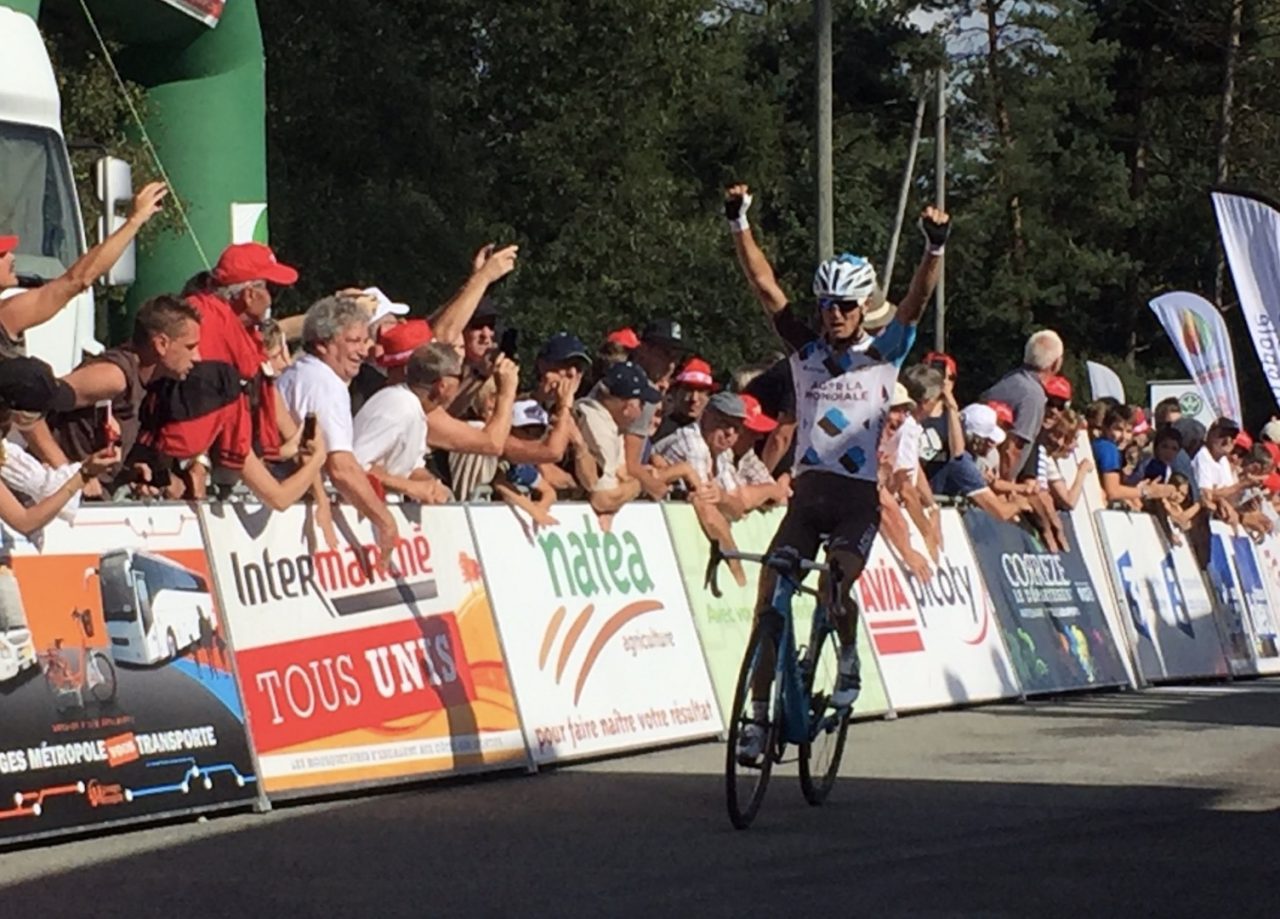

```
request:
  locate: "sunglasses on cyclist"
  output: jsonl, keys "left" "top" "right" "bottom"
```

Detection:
{"left": 817, "top": 297, "right": 864, "bottom": 313}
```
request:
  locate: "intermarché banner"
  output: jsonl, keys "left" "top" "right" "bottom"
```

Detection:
{"left": 470, "top": 503, "right": 721, "bottom": 764}
{"left": 199, "top": 503, "right": 528, "bottom": 797}
{"left": 964, "top": 510, "right": 1129, "bottom": 695}
{"left": 663, "top": 505, "right": 890, "bottom": 722}
{"left": 0, "top": 507, "right": 258, "bottom": 847}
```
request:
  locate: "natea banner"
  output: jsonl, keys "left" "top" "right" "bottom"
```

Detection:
{"left": 1148, "top": 292, "right": 1242, "bottom": 424}
{"left": 1211, "top": 188, "right": 1280, "bottom": 409}
{"left": 0, "top": 506, "right": 258, "bottom": 847}
{"left": 856, "top": 510, "right": 1019, "bottom": 711}
{"left": 469, "top": 504, "right": 720, "bottom": 764}
{"left": 199, "top": 503, "right": 528, "bottom": 797}
{"left": 663, "top": 505, "right": 890, "bottom": 722}
{"left": 1095, "top": 511, "right": 1229, "bottom": 682}
{"left": 963, "top": 510, "right": 1129, "bottom": 694}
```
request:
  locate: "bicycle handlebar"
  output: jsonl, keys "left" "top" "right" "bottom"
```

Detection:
{"left": 703, "top": 541, "right": 832, "bottom": 599}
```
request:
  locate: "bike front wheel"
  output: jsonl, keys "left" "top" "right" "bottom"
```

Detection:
{"left": 88, "top": 652, "right": 118, "bottom": 704}
{"left": 798, "top": 615, "right": 851, "bottom": 806}
{"left": 725, "top": 617, "right": 783, "bottom": 830}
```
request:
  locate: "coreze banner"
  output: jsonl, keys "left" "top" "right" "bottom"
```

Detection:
{"left": 469, "top": 504, "right": 721, "bottom": 764}
{"left": 964, "top": 511, "right": 1129, "bottom": 695}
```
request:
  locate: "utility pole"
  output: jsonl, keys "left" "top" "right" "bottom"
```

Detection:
{"left": 934, "top": 65, "right": 947, "bottom": 353}
{"left": 884, "top": 92, "right": 928, "bottom": 290}
{"left": 816, "top": 0, "right": 834, "bottom": 263}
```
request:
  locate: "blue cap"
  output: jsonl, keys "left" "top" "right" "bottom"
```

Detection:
{"left": 537, "top": 331, "right": 590, "bottom": 366}
{"left": 601, "top": 361, "right": 661, "bottom": 404}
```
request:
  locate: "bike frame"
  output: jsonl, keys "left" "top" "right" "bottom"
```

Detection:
{"left": 708, "top": 546, "right": 838, "bottom": 748}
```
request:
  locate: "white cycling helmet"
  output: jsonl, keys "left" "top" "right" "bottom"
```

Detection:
{"left": 812, "top": 253, "right": 878, "bottom": 302}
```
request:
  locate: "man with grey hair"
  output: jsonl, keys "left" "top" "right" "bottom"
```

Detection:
{"left": 279, "top": 295, "right": 398, "bottom": 559}
{"left": 979, "top": 329, "right": 1064, "bottom": 470}
{"left": 353, "top": 342, "right": 520, "bottom": 501}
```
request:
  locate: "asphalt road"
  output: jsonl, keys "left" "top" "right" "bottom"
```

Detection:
{"left": 4, "top": 682, "right": 1280, "bottom": 918}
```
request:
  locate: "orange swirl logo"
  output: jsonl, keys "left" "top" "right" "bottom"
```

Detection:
{"left": 538, "top": 600, "right": 664, "bottom": 703}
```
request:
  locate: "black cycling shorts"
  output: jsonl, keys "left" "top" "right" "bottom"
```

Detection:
{"left": 767, "top": 471, "right": 881, "bottom": 564}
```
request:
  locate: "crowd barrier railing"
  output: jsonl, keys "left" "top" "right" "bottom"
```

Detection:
{"left": 3, "top": 489, "right": 1277, "bottom": 848}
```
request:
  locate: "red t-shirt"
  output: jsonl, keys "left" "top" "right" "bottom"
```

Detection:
{"left": 162, "top": 291, "right": 281, "bottom": 467}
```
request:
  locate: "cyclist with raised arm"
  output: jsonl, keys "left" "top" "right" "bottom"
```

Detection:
{"left": 724, "top": 183, "right": 949, "bottom": 764}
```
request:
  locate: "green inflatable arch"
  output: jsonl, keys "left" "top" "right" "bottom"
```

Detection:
{"left": 4, "top": 0, "right": 267, "bottom": 332}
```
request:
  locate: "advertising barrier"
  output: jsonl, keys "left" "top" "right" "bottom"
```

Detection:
{"left": 663, "top": 505, "right": 890, "bottom": 721}
{"left": 857, "top": 510, "right": 1020, "bottom": 711}
{"left": 964, "top": 510, "right": 1129, "bottom": 694}
{"left": 1209, "top": 521, "right": 1280, "bottom": 675}
{"left": 1249, "top": 532, "right": 1280, "bottom": 670}
{"left": 470, "top": 504, "right": 721, "bottom": 764}
{"left": 1095, "top": 511, "right": 1230, "bottom": 681}
{"left": 1061, "top": 438, "right": 1142, "bottom": 688}
{"left": 1205, "top": 522, "right": 1263, "bottom": 675}
{"left": 199, "top": 503, "right": 528, "bottom": 797}
{"left": 0, "top": 507, "right": 258, "bottom": 846}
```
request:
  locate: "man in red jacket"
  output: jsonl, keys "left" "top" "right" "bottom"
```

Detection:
{"left": 176, "top": 242, "right": 300, "bottom": 470}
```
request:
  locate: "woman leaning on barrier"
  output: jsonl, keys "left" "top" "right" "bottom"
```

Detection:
{"left": 0, "top": 358, "right": 119, "bottom": 536}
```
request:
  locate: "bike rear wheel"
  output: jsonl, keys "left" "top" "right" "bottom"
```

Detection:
{"left": 798, "top": 612, "right": 852, "bottom": 806}
{"left": 725, "top": 617, "right": 783, "bottom": 830}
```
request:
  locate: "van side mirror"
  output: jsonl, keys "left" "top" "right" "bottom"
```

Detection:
{"left": 95, "top": 157, "right": 136, "bottom": 286}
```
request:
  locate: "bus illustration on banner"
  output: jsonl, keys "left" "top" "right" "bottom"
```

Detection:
{"left": 96, "top": 551, "right": 214, "bottom": 666}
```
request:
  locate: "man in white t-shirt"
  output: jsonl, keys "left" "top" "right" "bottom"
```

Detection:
{"left": 893, "top": 364, "right": 945, "bottom": 556}
{"left": 1191, "top": 418, "right": 1244, "bottom": 524}
{"left": 354, "top": 342, "right": 519, "bottom": 501}
{"left": 279, "top": 295, "right": 398, "bottom": 560}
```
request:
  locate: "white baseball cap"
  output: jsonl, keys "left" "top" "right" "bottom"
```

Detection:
{"left": 1262, "top": 420, "right": 1280, "bottom": 444}
{"left": 960, "top": 403, "right": 1007, "bottom": 445}
{"left": 891, "top": 381, "right": 915, "bottom": 409}
{"left": 512, "top": 400, "right": 550, "bottom": 428}
{"left": 362, "top": 286, "right": 410, "bottom": 326}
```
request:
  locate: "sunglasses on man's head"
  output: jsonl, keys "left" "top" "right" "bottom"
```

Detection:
{"left": 817, "top": 297, "right": 863, "bottom": 313}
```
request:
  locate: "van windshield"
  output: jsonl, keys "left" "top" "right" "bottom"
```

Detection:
{"left": 0, "top": 120, "right": 81, "bottom": 280}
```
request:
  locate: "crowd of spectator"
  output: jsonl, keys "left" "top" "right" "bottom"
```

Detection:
{"left": 0, "top": 180, "right": 1276, "bottom": 578}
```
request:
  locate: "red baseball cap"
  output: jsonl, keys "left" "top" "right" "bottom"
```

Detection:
{"left": 1132, "top": 407, "right": 1151, "bottom": 436}
{"left": 987, "top": 400, "right": 1015, "bottom": 428}
{"left": 0, "top": 235, "right": 17, "bottom": 255}
{"left": 1043, "top": 375, "right": 1072, "bottom": 402}
{"left": 377, "top": 319, "right": 434, "bottom": 367}
{"left": 1235, "top": 429, "right": 1254, "bottom": 451}
{"left": 740, "top": 393, "right": 778, "bottom": 434}
{"left": 922, "top": 351, "right": 957, "bottom": 378}
{"left": 674, "top": 357, "right": 715, "bottom": 390}
{"left": 606, "top": 327, "right": 641, "bottom": 349}
{"left": 211, "top": 242, "right": 299, "bottom": 286}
